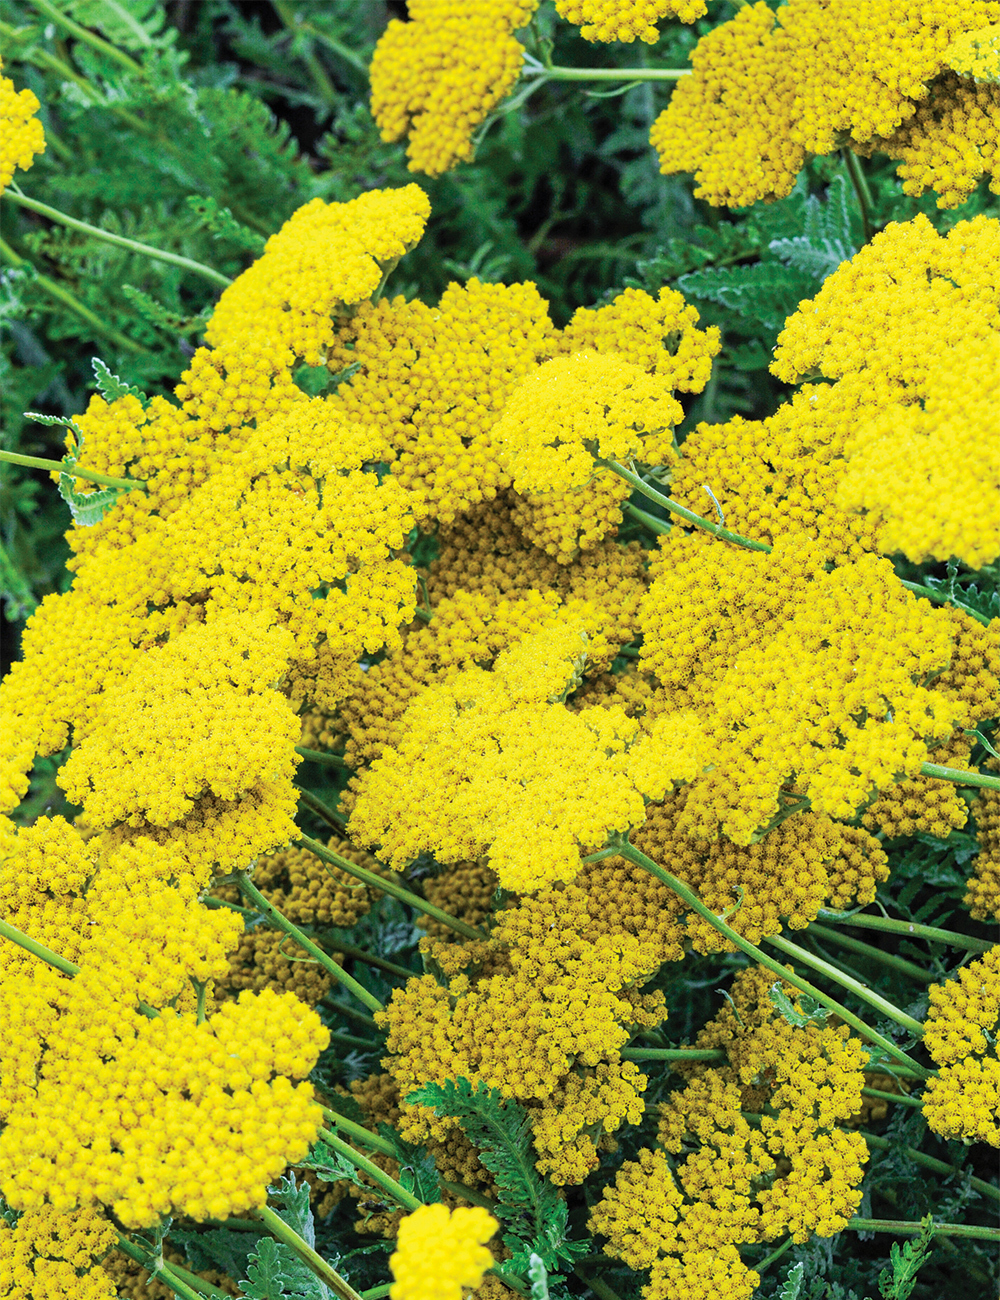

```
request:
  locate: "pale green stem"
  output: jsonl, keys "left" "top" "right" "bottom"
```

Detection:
{"left": 602, "top": 459, "right": 771, "bottom": 551}
{"left": 525, "top": 64, "right": 690, "bottom": 82}
{"left": 114, "top": 1236, "right": 215, "bottom": 1300}
{"left": 862, "top": 1085, "right": 923, "bottom": 1109}
{"left": 28, "top": 0, "right": 145, "bottom": 68}
{"left": 765, "top": 933, "right": 925, "bottom": 1036}
{"left": 252, "top": 1204, "right": 364, "bottom": 1300}
{"left": 323, "top": 937, "right": 413, "bottom": 982}
{"left": 623, "top": 501, "right": 670, "bottom": 535}
{"left": 807, "top": 922, "right": 934, "bottom": 983}
{"left": 296, "top": 745, "right": 348, "bottom": 768}
{"left": 321, "top": 1106, "right": 395, "bottom": 1157}
{"left": 235, "top": 871, "right": 384, "bottom": 1015}
{"left": 861, "top": 1131, "right": 1000, "bottom": 1206}
{"left": 816, "top": 909, "right": 992, "bottom": 954}
{"left": 844, "top": 1219, "right": 999, "bottom": 1241}
{"left": 898, "top": 578, "right": 991, "bottom": 627}
{"left": 0, "top": 915, "right": 79, "bottom": 976}
{"left": 298, "top": 834, "right": 486, "bottom": 943}
{"left": 613, "top": 838, "right": 930, "bottom": 1077}
{"left": 620, "top": 1047, "right": 724, "bottom": 1063}
{"left": 841, "top": 148, "right": 872, "bottom": 244}
{"left": 296, "top": 786, "right": 348, "bottom": 835}
{"left": 0, "top": 235, "right": 153, "bottom": 352}
{"left": 753, "top": 1237, "right": 795, "bottom": 1274}
{"left": 318, "top": 1127, "right": 422, "bottom": 1212}
{"left": 920, "top": 761, "right": 1000, "bottom": 792}
{"left": 361, "top": 1288, "right": 393, "bottom": 1300}
{"left": 0, "top": 448, "right": 145, "bottom": 491}
{"left": 3, "top": 189, "right": 232, "bottom": 288}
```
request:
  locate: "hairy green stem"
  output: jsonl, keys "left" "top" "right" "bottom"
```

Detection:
{"left": 816, "top": 909, "right": 992, "bottom": 954}
{"left": 861, "top": 1131, "right": 1000, "bottom": 1206}
{"left": 253, "top": 1203, "right": 363, "bottom": 1300}
{"left": 526, "top": 64, "right": 690, "bottom": 82}
{"left": 318, "top": 1127, "right": 422, "bottom": 1212}
{"left": 603, "top": 459, "right": 771, "bottom": 551}
{"left": 861, "top": 1085, "right": 922, "bottom": 1109}
{"left": 623, "top": 500, "right": 671, "bottom": 536}
{"left": 235, "top": 871, "right": 384, "bottom": 1014}
{"left": 28, "top": 0, "right": 145, "bottom": 68}
{"left": 765, "top": 932, "right": 925, "bottom": 1036}
{"left": 115, "top": 1236, "right": 225, "bottom": 1299}
{"left": 753, "top": 1236, "right": 795, "bottom": 1274}
{"left": 322, "top": 1106, "right": 395, "bottom": 1157}
{"left": 3, "top": 190, "right": 232, "bottom": 288}
{"left": 920, "top": 761, "right": 1000, "bottom": 792}
{"left": 296, "top": 786, "right": 348, "bottom": 834}
{"left": 0, "top": 448, "right": 145, "bottom": 491}
{"left": 614, "top": 838, "right": 930, "bottom": 1077}
{"left": 620, "top": 1047, "right": 725, "bottom": 1063}
{"left": 321, "top": 937, "right": 413, "bottom": 982}
{"left": 807, "top": 922, "right": 934, "bottom": 983}
{"left": 0, "top": 235, "right": 153, "bottom": 352}
{"left": 845, "top": 1218, "right": 999, "bottom": 1241}
{"left": 298, "top": 833, "right": 486, "bottom": 943}
{"left": 0, "top": 916, "right": 80, "bottom": 976}
{"left": 841, "top": 148, "right": 872, "bottom": 244}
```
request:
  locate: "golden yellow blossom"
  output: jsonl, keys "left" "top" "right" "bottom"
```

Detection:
{"left": 555, "top": 0, "right": 706, "bottom": 44}
{"left": 0, "top": 58, "right": 45, "bottom": 196}
{"left": 922, "top": 944, "right": 1000, "bottom": 1146}
{"left": 389, "top": 1203, "right": 498, "bottom": 1300}
{"left": 370, "top": 1, "right": 538, "bottom": 176}
{"left": 968, "top": 759, "right": 1000, "bottom": 922}
{"left": 944, "top": 24, "right": 1000, "bottom": 81}
{"left": 0, "top": 1203, "right": 117, "bottom": 1300}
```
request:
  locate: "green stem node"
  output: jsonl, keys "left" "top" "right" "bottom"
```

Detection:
{"left": 602, "top": 459, "right": 771, "bottom": 551}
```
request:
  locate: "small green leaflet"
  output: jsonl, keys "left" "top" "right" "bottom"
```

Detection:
{"left": 92, "top": 357, "right": 149, "bottom": 408}
{"left": 240, "top": 1175, "right": 333, "bottom": 1300}
{"left": 528, "top": 1252, "right": 550, "bottom": 1300}
{"left": 768, "top": 982, "right": 830, "bottom": 1027}
{"left": 877, "top": 1216, "right": 935, "bottom": 1300}
{"left": 779, "top": 1260, "right": 806, "bottom": 1300}
{"left": 25, "top": 410, "right": 133, "bottom": 527}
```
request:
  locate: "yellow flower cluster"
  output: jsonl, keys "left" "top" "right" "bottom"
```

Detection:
{"left": 628, "top": 795, "right": 888, "bottom": 951}
{"left": 968, "top": 760, "right": 1000, "bottom": 922}
{"left": 591, "top": 967, "right": 868, "bottom": 1299}
{"left": 651, "top": 0, "right": 1000, "bottom": 206}
{"left": 640, "top": 531, "right": 957, "bottom": 841}
{"left": 370, "top": 0, "right": 539, "bottom": 176}
{"left": 669, "top": 214, "right": 1000, "bottom": 568}
{"left": 0, "top": 1203, "right": 118, "bottom": 1300}
{"left": 0, "top": 57, "right": 45, "bottom": 195}
{"left": 349, "top": 619, "right": 707, "bottom": 891}
{"left": 497, "top": 350, "right": 682, "bottom": 495}
{"left": 922, "top": 944, "right": 1000, "bottom": 1147}
{"left": 1, "top": 989, "right": 327, "bottom": 1227}
{"left": 554, "top": 0, "right": 706, "bottom": 44}
{"left": 945, "top": 23, "right": 1000, "bottom": 80}
{"left": 389, "top": 1203, "right": 498, "bottom": 1300}
{"left": 380, "top": 877, "right": 666, "bottom": 1183}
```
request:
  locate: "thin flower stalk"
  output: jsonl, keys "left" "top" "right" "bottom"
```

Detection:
{"left": 317, "top": 1127, "right": 422, "bottom": 1212}
{"left": 807, "top": 922, "right": 935, "bottom": 983}
{"left": 0, "top": 447, "right": 145, "bottom": 491}
{"left": 114, "top": 1236, "right": 220, "bottom": 1300}
{"left": 612, "top": 837, "right": 931, "bottom": 1077}
{"left": 252, "top": 1203, "right": 364, "bottom": 1300}
{"left": 861, "top": 1132, "right": 1000, "bottom": 1206}
{"left": 815, "top": 910, "right": 993, "bottom": 953}
{"left": 235, "top": 871, "right": 384, "bottom": 1015}
{"left": 844, "top": 1219, "right": 1000, "bottom": 1241}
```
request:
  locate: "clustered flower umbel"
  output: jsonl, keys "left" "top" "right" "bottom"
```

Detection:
{"left": 0, "top": 146, "right": 997, "bottom": 1300}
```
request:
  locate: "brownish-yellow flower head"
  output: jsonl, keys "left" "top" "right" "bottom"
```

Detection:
{"left": 389, "top": 1203, "right": 498, "bottom": 1300}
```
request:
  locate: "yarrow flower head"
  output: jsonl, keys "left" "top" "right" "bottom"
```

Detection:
{"left": 0, "top": 57, "right": 45, "bottom": 196}
{"left": 554, "top": 0, "right": 706, "bottom": 44}
{"left": 389, "top": 1203, "right": 498, "bottom": 1300}
{"left": 370, "top": 1, "right": 539, "bottom": 176}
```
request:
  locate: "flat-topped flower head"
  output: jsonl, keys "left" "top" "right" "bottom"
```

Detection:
{"left": 555, "top": 0, "right": 706, "bottom": 44}
{"left": 389, "top": 1203, "right": 497, "bottom": 1300}
{"left": 0, "top": 58, "right": 45, "bottom": 195}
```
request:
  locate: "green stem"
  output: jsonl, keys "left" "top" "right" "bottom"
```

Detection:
{"left": 318, "top": 1127, "right": 422, "bottom": 1212}
{"left": 298, "top": 834, "right": 486, "bottom": 943}
{"left": 614, "top": 838, "right": 930, "bottom": 1077}
{"left": 898, "top": 578, "right": 991, "bottom": 627}
{"left": 861, "top": 1131, "right": 1000, "bottom": 1206}
{"left": 807, "top": 922, "right": 934, "bottom": 984}
{"left": 3, "top": 190, "right": 232, "bottom": 288}
{"left": 323, "top": 937, "right": 413, "bottom": 982}
{"left": 235, "top": 871, "right": 384, "bottom": 1015}
{"left": 862, "top": 1085, "right": 922, "bottom": 1109}
{"left": 297, "top": 786, "right": 349, "bottom": 835}
{"left": 0, "top": 448, "right": 145, "bottom": 491}
{"left": 321, "top": 1106, "right": 396, "bottom": 1157}
{"left": 296, "top": 745, "right": 348, "bottom": 768}
{"left": 623, "top": 501, "right": 670, "bottom": 535}
{"left": 572, "top": 1268, "right": 626, "bottom": 1300}
{"left": 527, "top": 64, "right": 690, "bottom": 82}
{"left": 602, "top": 459, "right": 771, "bottom": 551}
{"left": 0, "top": 916, "right": 79, "bottom": 976}
{"left": 114, "top": 1237, "right": 224, "bottom": 1300}
{"left": 844, "top": 1218, "right": 1000, "bottom": 1241}
{"left": 752, "top": 1236, "right": 794, "bottom": 1274}
{"left": 920, "top": 761, "right": 1000, "bottom": 792}
{"left": 253, "top": 1204, "right": 364, "bottom": 1300}
{"left": 0, "top": 235, "right": 153, "bottom": 352}
{"left": 817, "top": 909, "right": 992, "bottom": 954}
{"left": 360, "top": 1288, "right": 393, "bottom": 1300}
{"left": 28, "top": 0, "right": 145, "bottom": 69}
{"left": 841, "top": 148, "right": 873, "bottom": 244}
{"left": 765, "top": 933, "right": 925, "bottom": 1036}
{"left": 327, "top": 1029, "right": 380, "bottom": 1052}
